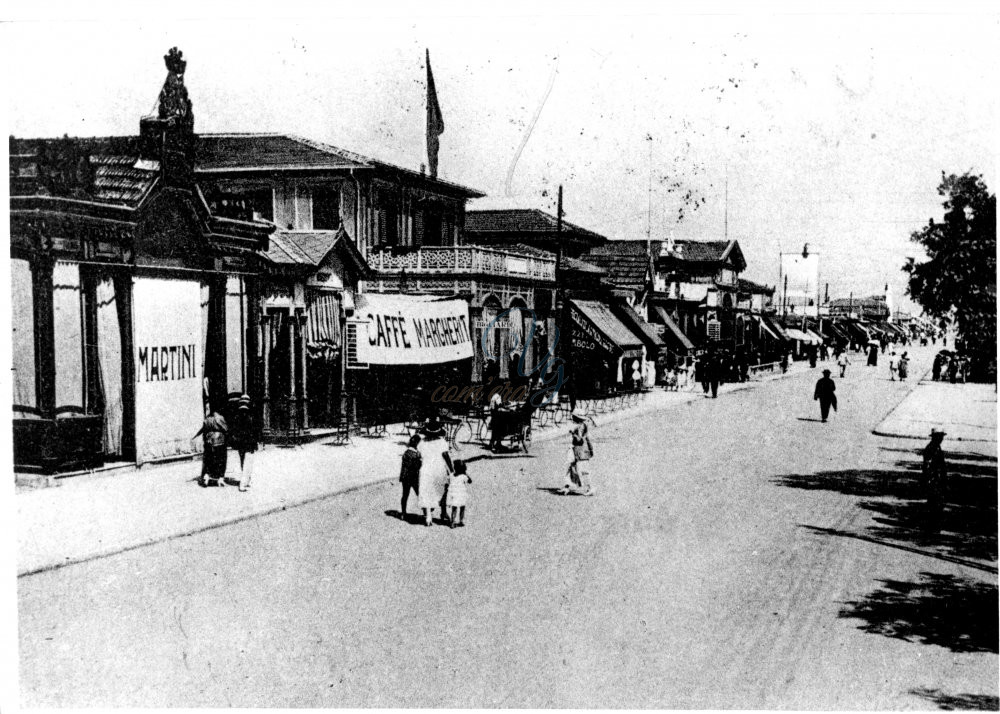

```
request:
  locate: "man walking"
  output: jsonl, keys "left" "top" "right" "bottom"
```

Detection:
{"left": 888, "top": 350, "right": 900, "bottom": 381}
{"left": 836, "top": 350, "right": 851, "bottom": 378}
{"left": 813, "top": 368, "right": 837, "bottom": 423}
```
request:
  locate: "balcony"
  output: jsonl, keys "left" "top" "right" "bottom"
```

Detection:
{"left": 369, "top": 245, "right": 556, "bottom": 282}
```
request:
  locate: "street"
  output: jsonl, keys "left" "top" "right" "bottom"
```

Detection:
{"left": 19, "top": 347, "right": 998, "bottom": 709}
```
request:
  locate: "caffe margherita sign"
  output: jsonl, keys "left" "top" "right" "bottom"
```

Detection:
{"left": 356, "top": 293, "right": 473, "bottom": 365}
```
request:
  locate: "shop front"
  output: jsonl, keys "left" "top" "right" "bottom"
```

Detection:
{"left": 567, "top": 299, "right": 645, "bottom": 396}
{"left": 349, "top": 293, "right": 474, "bottom": 422}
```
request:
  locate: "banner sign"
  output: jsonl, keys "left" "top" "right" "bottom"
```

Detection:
{"left": 133, "top": 277, "right": 204, "bottom": 462}
{"left": 356, "top": 293, "right": 472, "bottom": 365}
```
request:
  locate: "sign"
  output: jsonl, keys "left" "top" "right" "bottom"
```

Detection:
{"left": 707, "top": 319, "right": 721, "bottom": 340}
{"left": 133, "top": 277, "right": 204, "bottom": 462}
{"left": 356, "top": 293, "right": 472, "bottom": 365}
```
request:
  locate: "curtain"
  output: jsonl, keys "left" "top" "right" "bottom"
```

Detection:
{"left": 226, "top": 276, "right": 247, "bottom": 395}
{"left": 11, "top": 259, "right": 37, "bottom": 413}
{"left": 201, "top": 281, "right": 210, "bottom": 414}
{"left": 96, "top": 277, "right": 123, "bottom": 455}
{"left": 53, "top": 261, "right": 83, "bottom": 410}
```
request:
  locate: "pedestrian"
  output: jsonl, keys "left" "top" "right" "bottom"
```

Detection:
{"left": 813, "top": 369, "right": 838, "bottom": 423}
{"left": 488, "top": 389, "right": 508, "bottom": 452}
{"left": 780, "top": 351, "right": 789, "bottom": 374}
{"left": 695, "top": 352, "right": 709, "bottom": 395}
{"left": 836, "top": 350, "right": 851, "bottom": 378}
{"left": 947, "top": 355, "right": 959, "bottom": 384}
{"left": 665, "top": 367, "right": 678, "bottom": 391}
{"left": 921, "top": 429, "right": 947, "bottom": 515}
{"left": 195, "top": 408, "right": 228, "bottom": 487}
{"left": 417, "top": 418, "right": 453, "bottom": 526}
{"left": 446, "top": 459, "right": 471, "bottom": 528}
{"left": 229, "top": 395, "right": 258, "bottom": 491}
{"left": 808, "top": 345, "right": 818, "bottom": 368}
{"left": 867, "top": 343, "right": 879, "bottom": 367}
{"left": 708, "top": 351, "right": 721, "bottom": 398}
{"left": 559, "top": 408, "right": 594, "bottom": 496}
{"left": 898, "top": 352, "right": 909, "bottom": 381}
{"left": 888, "top": 350, "right": 900, "bottom": 381}
{"left": 399, "top": 434, "right": 422, "bottom": 518}
{"left": 932, "top": 353, "right": 943, "bottom": 381}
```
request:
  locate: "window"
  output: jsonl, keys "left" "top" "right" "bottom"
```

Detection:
{"left": 423, "top": 209, "right": 443, "bottom": 246}
{"left": 206, "top": 187, "right": 273, "bottom": 223}
{"left": 378, "top": 206, "right": 399, "bottom": 247}
{"left": 11, "top": 259, "right": 36, "bottom": 411}
{"left": 312, "top": 185, "right": 341, "bottom": 230}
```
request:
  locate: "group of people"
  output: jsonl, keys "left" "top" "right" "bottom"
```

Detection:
{"left": 397, "top": 407, "right": 597, "bottom": 527}
{"left": 196, "top": 394, "right": 258, "bottom": 491}
{"left": 932, "top": 351, "right": 969, "bottom": 383}
{"left": 398, "top": 417, "right": 472, "bottom": 528}
{"left": 888, "top": 350, "right": 911, "bottom": 381}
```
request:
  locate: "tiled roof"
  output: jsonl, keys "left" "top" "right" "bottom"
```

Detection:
{"left": 562, "top": 256, "right": 606, "bottom": 275}
{"left": 197, "top": 133, "right": 484, "bottom": 197}
{"left": 584, "top": 241, "right": 649, "bottom": 290}
{"left": 196, "top": 134, "right": 370, "bottom": 172}
{"left": 672, "top": 239, "right": 731, "bottom": 262}
{"left": 465, "top": 209, "right": 608, "bottom": 243}
{"left": 10, "top": 136, "right": 157, "bottom": 207}
{"left": 828, "top": 296, "right": 888, "bottom": 308}
{"left": 261, "top": 227, "right": 372, "bottom": 278}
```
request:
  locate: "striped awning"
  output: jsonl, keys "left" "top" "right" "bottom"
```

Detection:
{"left": 654, "top": 307, "right": 695, "bottom": 351}
{"left": 307, "top": 292, "right": 341, "bottom": 359}
{"left": 753, "top": 314, "right": 780, "bottom": 341}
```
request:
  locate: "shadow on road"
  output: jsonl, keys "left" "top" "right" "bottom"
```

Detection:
{"left": 838, "top": 571, "right": 998, "bottom": 654}
{"left": 909, "top": 687, "right": 1000, "bottom": 711}
{"left": 775, "top": 449, "right": 997, "bottom": 564}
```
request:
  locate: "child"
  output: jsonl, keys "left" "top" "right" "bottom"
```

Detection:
{"left": 447, "top": 460, "right": 471, "bottom": 528}
{"left": 399, "top": 434, "right": 422, "bottom": 518}
{"left": 665, "top": 368, "right": 678, "bottom": 392}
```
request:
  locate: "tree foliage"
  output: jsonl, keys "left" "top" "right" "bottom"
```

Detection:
{"left": 903, "top": 172, "right": 996, "bottom": 373}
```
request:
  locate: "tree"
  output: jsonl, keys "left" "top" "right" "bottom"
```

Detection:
{"left": 903, "top": 172, "right": 996, "bottom": 379}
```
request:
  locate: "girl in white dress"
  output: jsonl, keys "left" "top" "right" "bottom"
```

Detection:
{"left": 418, "top": 419, "right": 453, "bottom": 526}
{"left": 447, "top": 460, "right": 471, "bottom": 528}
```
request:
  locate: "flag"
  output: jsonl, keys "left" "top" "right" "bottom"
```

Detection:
{"left": 426, "top": 49, "right": 445, "bottom": 179}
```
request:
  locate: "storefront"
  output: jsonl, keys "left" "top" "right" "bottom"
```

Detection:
{"left": 567, "top": 299, "right": 645, "bottom": 396}
{"left": 349, "top": 293, "right": 474, "bottom": 421}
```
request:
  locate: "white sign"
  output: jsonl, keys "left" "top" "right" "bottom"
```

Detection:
{"left": 133, "top": 277, "right": 204, "bottom": 462}
{"left": 356, "top": 293, "right": 473, "bottom": 365}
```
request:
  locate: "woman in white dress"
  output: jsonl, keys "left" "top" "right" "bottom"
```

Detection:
{"left": 417, "top": 419, "right": 453, "bottom": 526}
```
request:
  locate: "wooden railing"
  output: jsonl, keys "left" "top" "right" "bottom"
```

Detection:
{"left": 370, "top": 245, "right": 556, "bottom": 282}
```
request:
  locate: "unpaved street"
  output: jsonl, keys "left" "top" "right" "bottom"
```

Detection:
{"left": 19, "top": 348, "right": 998, "bottom": 708}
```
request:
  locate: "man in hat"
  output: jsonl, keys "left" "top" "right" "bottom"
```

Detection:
{"left": 922, "top": 429, "right": 948, "bottom": 510}
{"left": 813, "top": 369, "right": 837, "bottom": 423}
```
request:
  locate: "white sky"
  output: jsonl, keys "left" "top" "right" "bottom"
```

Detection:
{"left": 3, "top": 3, "right": 998, "bottom": 312}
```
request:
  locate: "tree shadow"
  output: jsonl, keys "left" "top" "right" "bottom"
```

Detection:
{"left": 774, "top": 450, "right": 997, "bottom": 565}
{"left": 909, "top": 687, "right": 999, "bottom": 711}
{"left": 839, "top": 571, "right": 998, "bottom": 654}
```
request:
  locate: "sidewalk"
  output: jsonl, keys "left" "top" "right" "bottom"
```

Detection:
{"left": 873, "top": 377, "right": 998, "bottom": 444}
{"left": 16, "top": 361, "right": 811, "bottom": 577}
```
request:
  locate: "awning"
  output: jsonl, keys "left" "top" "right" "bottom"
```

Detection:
{"left": 654, "top": 307, "right": 695, "bottom": 351}
{"left": 355, "top": 293, "right": 472, "bottom": 365}
{"left": 784, "top": 327, "right": 820, "bottom": 344}
{"left": 612, "top": 301, "right": 665, "bottom": 354}
{"left": 761, "top": 314, "right": 792, "bottom": 341}
{"left": 569, "top": 299, "right": 644, "bottom": 359}
{"left": 753, "top": 314, "right": 781, "bottom": 341}
{"left": 804, "top": 328, "right": 824, "bottom": 344}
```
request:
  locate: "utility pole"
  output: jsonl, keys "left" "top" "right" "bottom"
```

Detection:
{"left": 782, "top": 275, "right": 789, "bottom": 318}
{"left": 724, "top": 170, "right": 729, "bottom": 241}
{"left": 554, "top": 185, "right": 572, "bottom": 408}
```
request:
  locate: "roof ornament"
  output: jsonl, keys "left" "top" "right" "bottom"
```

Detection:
{"left": 158, "top": 47, "right": 193, "bottom": 126}
{"left": 802, "top": 242, "right": 810, "bottom": 259}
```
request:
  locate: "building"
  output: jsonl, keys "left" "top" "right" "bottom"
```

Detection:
{"left": 9, "top": 49, "right": 273, "bottom": 472}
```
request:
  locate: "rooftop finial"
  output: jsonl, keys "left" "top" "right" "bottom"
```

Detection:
{"left": 164, "top": 47, "right": 186, "bottom": 75}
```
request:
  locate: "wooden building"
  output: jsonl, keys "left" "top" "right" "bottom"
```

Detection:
{"left": 9, "top": 49, "right": 272, "bottom": 473}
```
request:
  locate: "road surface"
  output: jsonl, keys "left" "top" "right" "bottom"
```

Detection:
{"left": 19, "top": 347, "right": 998, "bottom": 708}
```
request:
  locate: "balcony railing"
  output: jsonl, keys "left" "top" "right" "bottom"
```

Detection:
{"left": 370, "top": 245, "right": 556, "bottom": 282}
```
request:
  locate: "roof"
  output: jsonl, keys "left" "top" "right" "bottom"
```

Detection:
{"left": 261, "top": 226, "right": 373, "bottom": 278}
{"left": 465, "top": 209, "right": 608, "bottom": 244}
{"left": 562, "top": 255, "right": 606, "bottom": 275}
{"left": 570, "top": 299, "right": 644, "bottom": 353}
{"left": 672, "top": 239, "right": 747, "bottom": 271}
{"left": 584, "top": 240, "right": 650, "bottom": 291}
{"left": 736, "top": 277, "right": 775, "bottom": 295}
{"left": 10, "top": 136, "right": 158, "bottom": 207}
{"left": 828, "top": 296, "right": 888, "bottom": 308}
{"left": 196, "top": 133, "right": 484, "bottom": 198}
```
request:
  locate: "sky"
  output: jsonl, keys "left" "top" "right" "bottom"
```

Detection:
{"left": 3, "top": 3, "right": 998, "bottom": 313}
